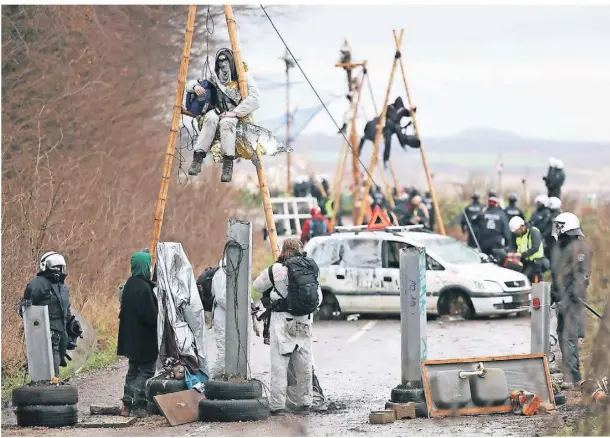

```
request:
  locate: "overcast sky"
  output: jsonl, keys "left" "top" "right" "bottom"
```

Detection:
{"left": 221, "top": 5, "right": 610, "bottom": 142}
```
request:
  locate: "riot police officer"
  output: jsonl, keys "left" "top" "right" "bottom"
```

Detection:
{"left": 460, "top": 192, "right": 484, "bottom": 249}
{"left": 477, "top": 194, "right": 512, "bottom": 256}
{"left": 550, "top": 212, "right": 591, "bottom": 390}
{"left": 505, "top": 192, "right": 525, "bottom": 222}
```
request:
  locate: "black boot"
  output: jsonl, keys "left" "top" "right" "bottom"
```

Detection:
{"left": 221, "top": 156, "right": 234, "bottom": 183}
{"left": 338, "top": 123, "right": 347, "bottom": 135}
{"left": 188, "top": 150, "right": 206, "bottom": 176}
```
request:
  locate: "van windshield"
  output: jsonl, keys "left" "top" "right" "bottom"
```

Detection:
{"left": 421, "top": 237, "right": 482, "bottom": 265}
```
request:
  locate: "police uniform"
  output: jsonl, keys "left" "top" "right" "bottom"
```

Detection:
{"left": 551, "top": 236, "right": 592, "bottom": 386}
{"left": 505, "top": 204, "right": 525, "bottom": 222}
{"left": 477, "top": 205, "right": 512, "bottom": 256}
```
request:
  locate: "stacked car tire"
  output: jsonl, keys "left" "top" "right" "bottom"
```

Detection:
{"left": 199, "top": 380, "right": 270, "bottom": 422}
{"left": 12, "top": 384, "right": 78, "bottom": 428}
{"left": 145, "top": 378, "right": 187, "bottom": 415}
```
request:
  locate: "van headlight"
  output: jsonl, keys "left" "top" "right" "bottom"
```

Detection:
{"left": 483, "top": 280, "right": 504, "bottom": 293}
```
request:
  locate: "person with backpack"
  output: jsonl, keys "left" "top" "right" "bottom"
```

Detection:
{"left": 198, "top": 259, "right": 261, "bottom": 379}
{"left": 252, "top": 238, "right": 323, "bottom": 416}
{"left": 300, "top": 206, "right": 330, "bottom": 245}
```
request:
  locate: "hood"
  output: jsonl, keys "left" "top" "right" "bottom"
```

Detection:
{"left": 131, "top": 251, "right": 152, "bottom": 277}
{"left": 451, "top": 262, "right": 528, "bottom": 284}
{"left": 214, "top": 48, "right": 237, "bottom": 83}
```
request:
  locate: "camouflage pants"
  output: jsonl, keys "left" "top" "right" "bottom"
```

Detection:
{"left": 122, "top": 360, "right": 156, "bottom": 409}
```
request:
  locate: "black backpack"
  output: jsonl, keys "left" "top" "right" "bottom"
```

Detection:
{"left": 269, "top": 255, "right": 320, "bottom": 317}
{"left": 197, "top": 267, "right": 218, "bottom": 312}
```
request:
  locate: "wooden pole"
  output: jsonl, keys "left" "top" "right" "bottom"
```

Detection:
{"left": 355, "top": 30, "right": 402, "bottom": 226}
{"left": 149, "top": 5, "right": 197, "bottom": 274}
{"left": 329, "top": 142, "right": 348, "bottom": 230}
{"left": 394, "top": 30, "right": 446, "bottom": 235}
{"left": 286, "top": 62, "right": 292, "bottom": 195}
{"left": 337, "top": 59, "right": 366, "bottom": 224}
{"left": 224, "top": 5, "right": 280, "bottom": 259}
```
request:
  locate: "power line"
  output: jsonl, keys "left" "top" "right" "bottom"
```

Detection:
{"left": 260, "top": 5, "right": 383, "bottom": 192}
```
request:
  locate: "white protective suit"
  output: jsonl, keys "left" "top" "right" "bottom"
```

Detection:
{"left": 253, "top": 262, "right": 323, "bottom": 411}
{"left": 210, "top": 260, "right": 256, "bottom": 379}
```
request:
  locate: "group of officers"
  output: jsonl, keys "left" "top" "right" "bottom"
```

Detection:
{"left": 460, "top": 190, "right": 562, "bottom": 283}
{"left": 460, "top": 191, "right": 591, "bottom": 392}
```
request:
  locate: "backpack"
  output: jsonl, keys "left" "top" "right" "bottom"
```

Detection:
{"left": 269, "top": 256, "right": 320, "bottom": 317}
{"left": 185, "top": 80, "right": 217, "bottom": 116}
{"left": 197, "top": 267, "right": 218, "bottom": 312}
{"left": 309, "top": 219, "right": 327, "bottom": 239}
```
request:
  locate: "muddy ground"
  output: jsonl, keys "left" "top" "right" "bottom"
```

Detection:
{"left": 1, "top": 314, "right": 583, "bottom": 436}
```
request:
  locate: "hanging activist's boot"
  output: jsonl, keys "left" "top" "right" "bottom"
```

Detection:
{"left": 188, "top": 151, "right": 206, "bottom": 176}
{"left": 221, "top": 156, "right": 234, "bottom": 183}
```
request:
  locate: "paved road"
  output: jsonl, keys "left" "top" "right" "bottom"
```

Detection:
{"left": 2, "top": 315, "right": 575, "bottom": 436}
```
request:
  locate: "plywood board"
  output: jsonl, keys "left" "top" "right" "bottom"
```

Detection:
{"left": 154, "top": 389, "right": 203, "bottom": 426}
{"left": 421, "top": 353, "right": 554, "bottom": 417}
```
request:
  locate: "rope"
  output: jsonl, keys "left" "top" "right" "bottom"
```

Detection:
{"left": 260, "top": 5, "right": 383, "bottom": 193}
{"left": 366, "top": 73, "right": 379, "bottom": 115}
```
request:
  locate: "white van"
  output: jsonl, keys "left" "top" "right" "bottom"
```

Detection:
{"left": 304, "top": 227, "right": 531, "bottom": 320}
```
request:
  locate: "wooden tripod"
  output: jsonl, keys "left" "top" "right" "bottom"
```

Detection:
{"left": 392, "top": 30, "right": 445, "bottom": 235}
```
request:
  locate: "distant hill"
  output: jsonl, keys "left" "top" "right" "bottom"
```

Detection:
{"left": 242, "top": 128, "right": 610, "bottom": 194}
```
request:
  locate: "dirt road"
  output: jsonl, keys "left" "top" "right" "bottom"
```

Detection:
{"left": 2, "top": 315, "right": 579, "bottom": 436}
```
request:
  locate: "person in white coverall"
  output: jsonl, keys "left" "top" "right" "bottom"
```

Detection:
{"left": 210, "top": 259, "right": 260, "bottom": 378}
{"left": 252, "top": 238, "right": 323, "bottom": 416}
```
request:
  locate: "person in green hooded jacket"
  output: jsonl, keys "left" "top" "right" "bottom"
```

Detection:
{"left": 117, "top": 251, "right": 158, "bottom": 418}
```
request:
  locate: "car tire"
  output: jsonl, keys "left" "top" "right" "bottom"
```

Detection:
{"left": 198, "top": 398, "right": 270, "bottom": 422}
{"left": 146, "top": 378, "right": 187, "bottom": 401}
{"left": 12, "top": 384, "right": 78, "bottom": 407}
{"left": 316, "top": 291, "right": 341, "bottom": 321}
{"left": 204, "top": 380, "right": 263, "bottom": 401}
{"left": 15, "top": 404, "right": 78, "bottom": 428}
{"left": 390, "top": 388, "right": 425, "bottom": 403}
{"left": 439, "top": 290, "right": 474, "bottom": 320}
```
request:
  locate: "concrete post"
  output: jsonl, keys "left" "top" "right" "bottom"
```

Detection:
{"left": 399, "top": 245, "right": 427, "bottom": 385}
{"left": 530, "top": 282, "right": 551, "bottom": 359}
{"left": 225, "top": 219, "right": 253, "bottom": 379}
{"left": 23, "top": 305, "right": 55, "bottom": 381}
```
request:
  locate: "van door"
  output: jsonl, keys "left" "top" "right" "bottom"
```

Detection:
{"left": 337, "top": 237, "right": 385, "bottom": 313}
{"left": 381, "top": 240, "right": 409, "bottom": 312}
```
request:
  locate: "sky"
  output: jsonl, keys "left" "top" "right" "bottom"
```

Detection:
{"left": 204, "top": 5, "right": 610, "bottom": 143}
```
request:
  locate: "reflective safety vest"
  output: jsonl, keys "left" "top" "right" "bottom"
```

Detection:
{"left": 516, "top": 227, "right": 544, "bottom": 261}
{"left": 324, "top": 198, "right": 333, "bottom": 215}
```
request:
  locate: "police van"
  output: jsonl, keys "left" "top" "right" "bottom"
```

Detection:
{"left": 304, "top": 225, "right": 532, "bottom": 320}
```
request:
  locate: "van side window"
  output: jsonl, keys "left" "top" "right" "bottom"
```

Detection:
{"left": 341, "top": 238, "right": 382, "bottom": 268}
{"left": 383, "top": 240, "right": 410, "bottom": 269}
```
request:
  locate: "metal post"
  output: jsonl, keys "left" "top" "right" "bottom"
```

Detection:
{"left": 23, "top": 305, "right": 55, "bottom": 381}
{"left": 399, "top": 246, "right": 427, "bottom": 385}
{"left": 530, "top": 282, "right": 551, "bottom": 359}
{"left": 225, "top": 219, "right": 253, "bottom": 378}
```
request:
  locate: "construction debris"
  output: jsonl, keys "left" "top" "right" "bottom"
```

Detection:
{"left": 384, "top": 401, "right": 416, "bottom": 420}
{"left": 369, "top": 410, "right": 395, "bottom": 424}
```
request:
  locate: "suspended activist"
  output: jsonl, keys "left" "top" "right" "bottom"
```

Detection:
{"left": 253, "top": 238, "right": 323, "bottom": 415}
{"left": 358, "top": 97, "right": 420, "bottom": 169}
{"left": 19, "top": 251, "right": 82, "bottom": 378}
{"left": 186, "top": 48, "right": 291, "bottom": 182}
